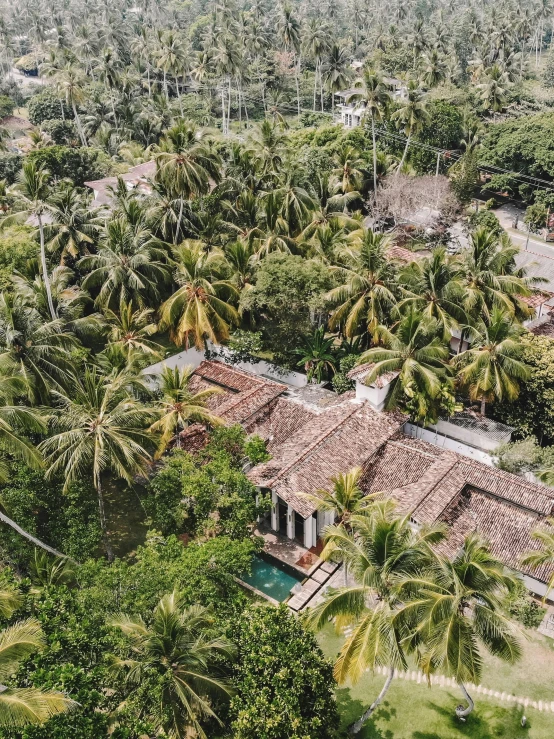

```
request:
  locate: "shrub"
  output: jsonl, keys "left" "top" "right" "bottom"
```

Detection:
{"left": 0, "top": 225, "right": 38, "bottom": 289}
{"left": 0, "top": 152, "right": 23, "bottom": 184}
{"left": 332, "top": 354, "right": 357, "bottom": 394}
{"left": 41, "top": 118, "right": 78, "bottom": 145}
{"left": 229, "top": 605, "right": 340, "bottom": 739}
{"left": 28, "top": 89, "right": 72, "bottom": 125}
{"left": 244, "top": 435, "right": 271, "bottom": 465}
{"left": 0, "top": 94, "right": 15, "bottom": 119}
{"left": 28, "top": 145, "right": 108, "bottom": 186}
{"left": 467, "top": 208, "right": 503, "bottom": 237}
{"left": 507, "top": 581, "right": 546, "bottom": 629}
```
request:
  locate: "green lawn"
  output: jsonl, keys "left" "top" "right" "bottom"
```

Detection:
{"left": 318, "top": 624, "right": 554, "bottom": 739}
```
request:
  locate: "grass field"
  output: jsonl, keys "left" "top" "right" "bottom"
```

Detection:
{"left": 318, "top": 623, "right": 554, "bottom": 739}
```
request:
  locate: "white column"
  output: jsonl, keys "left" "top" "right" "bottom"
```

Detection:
{"left": 286, "top": 504, "right": 295, "bottom": 540}
{"left": 271, "top": 491, "right": 278, "bottom": 531}
{"left": 312, "top": 516, "right": 317, "bottom": 545}
{"left": 304, "top": 515, "right": 313, "bottom": 550}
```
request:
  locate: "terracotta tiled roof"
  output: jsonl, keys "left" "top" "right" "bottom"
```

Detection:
{"left": 248, "top": 401, "right": 406, "bottom": 517}
{"left": 189, "top": 360, "right": 286, "bottom": 426}
{"left": 347, "top": 362, "right": 400, "bottom": 388}
{"left": 386, "top": 244, "right": 422, "bottom": 263}
{"left": 439, "top": 486, "right": 553, "bottom": 581}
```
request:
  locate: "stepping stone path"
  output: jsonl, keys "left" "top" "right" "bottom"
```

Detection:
{"left": 349, "top": 658, "right": 551, "bottom": 713}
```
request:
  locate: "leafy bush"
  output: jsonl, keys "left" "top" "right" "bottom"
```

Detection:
{"left": 0, "top": 152, "right": 23, "bottom": 184}
{"left": 0, "top": 463, "right": 101, "bottom": 563}
{"left": 467, "top": 208, "right": 503, "bottom": 237}
{"left": 41, "top": 118, "right": 78, "bottom": 145}
{"left": 0, "top": 94, "right": 15, "bottom": 119}
{"left": 229, "top": 605, "right": 340, "bottom": 739}
{"left": 28, "top": 146, "right": 108, "bottom": 186}
{"left": 0, "top": 225, "right": 38, "bottom": 289}
{"left": 144, "top": 426, "right": 268, "bottom": 538}
{"left": 27, "top": 89, "right": 72, "bottom": 125}
{"left": 506, "top": 581, "right": 546, "bottom": 629}
{"left": 332, "top": 354, "right": 357, "bottom": 394}
{"left": 244, "top": 435, "right": 271, "bottom": 465}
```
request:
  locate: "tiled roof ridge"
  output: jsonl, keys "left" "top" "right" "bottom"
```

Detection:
{"left": 398, "top": 451, "right": 459, "bottom": 515}
{"left": 266, "top": 402, "right": 365, "bottom": 487}
{"left": 196, "top": 359, "right": 283, "bottom": 389}
{"left": 459, "top": 455, "right": 554, "bottom": 499}
{"left": 215, "top": 382, "right": 277, "bottom": 417}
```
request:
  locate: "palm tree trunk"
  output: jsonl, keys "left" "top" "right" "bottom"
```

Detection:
{"left": 349, "top": 667, "right": 395, "bottom": 734}
{"left": 313, "top": 63, "right": 318, "bottom": 111}
{"left": 175, "top": 75, "right": 183, "bottom": 117}
{"left": 371, "top": 115, "right": 378, "bottom": 201}
{"left": 455, "top": 681, "right": 475, "bottom": 719}
{"left": 295, "top": 51, "right": 301, "bottom": 116}
{"left": 96, "top": 476, "right": 114, "bottom": 562}
{"left": 480, "top": 398, "right": 486, "bottom": 416}
{"left": 37, "top": 213, "right": 57, "bottom": 321}
{"left": 398, "top": 133, "right": 411, "bottom": 173}
{"left": 0, "top": 510, "right": 75, "bottom": 562}
{"left": 175, "top": 198, "right": 184, "bottom": 244}
{"left": 227, "top": 77, "right": 232, "bottom": 132}
{"left": 71, "top": 101, "right": 88, "bottom": 147}
{"left": 221, "top": 87, "right": 226, "bottom": 135}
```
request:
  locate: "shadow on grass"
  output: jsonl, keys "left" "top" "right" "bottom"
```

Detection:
{"left": 417, "top": 701, "right": 528, "bottom": 739}
{"left": 335, "top": 688, "right": 395, "bottom": 739}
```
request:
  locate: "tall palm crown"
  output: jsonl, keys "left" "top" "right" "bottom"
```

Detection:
{"left": 327, "top": 229, "right": 398, "bottom": 339}
{"left": 160, "top": 241, "right": 239, "bottom": 349}
{"left": 104, "top": 300, "right": 161, "bottom": 358}
{"left": 392, "top": 82, "right": 430, "bottom": 171}
{"left": 150, "top": 365, "right": 223, "bottom": 457}
{"left": 42, "top": 182, "right": 103, "bottom": 264}
{"left": 454, "top": 307, "right": 530, "bottom": 414}
{"left": 349, "top": 67, "right": 391, "bottom": 197}
{"left": 79, "top": 201, "right": 170, "bottom": 310}
{"left": 5, "top": 161, "right": 57, "bottom": 321}
{"left": 39, "top": 366, "right": 155, "bottom": 560}
{"left": 155, "top": 121, "right": 221, "bottom": 201}
{"left": 0, "top": 292, "right": 76, "bottom": 403}
{"left": 458, "top": 227, "right": 535, "bottom": 319}
{"left": 358, "top": 308, "right": 451, "bottom": 410}
{"left": 293, "top": 326, "right": 336, "bottom": 384}
{"left": 299, "top": 466, "right": 373, "bottom": 529}
{"left": 323, "top": 43, "right": 350, "bottom": 109}
{"left": 398, "top": 247, "right": 466, "bottom": 339}
{"left": 521, "top": 517, "right": 554, "bottom": 601}
{"left": 0, "top": 596, "right": 76, "bottom": 728}
{"left": 306, "top": 502, "right": 445, "bottom": 734}
{"left": 410, "top": 534, "right": 521, "bottom": 718}
{"left": 110, "top": 592, "right": 235, "bottom": 739}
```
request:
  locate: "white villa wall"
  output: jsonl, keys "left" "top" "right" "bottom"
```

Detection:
{"left": 404, "top": 422, "right": 495, "bottom": 466}
{"left": 433, "top": 418, "right": 503, "bottom": 452}
{"left": 354, "top": 379, "right": 390, "bottom": 411}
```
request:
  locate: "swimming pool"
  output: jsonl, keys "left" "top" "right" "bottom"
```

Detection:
{"left": 241, "top": 553, "right": 304, "bottom": 602}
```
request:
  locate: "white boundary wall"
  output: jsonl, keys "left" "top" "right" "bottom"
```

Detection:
{"left": 404, "top": 422, "right": 494, "bottom": 466}
{"left": 143, "top": 344, "right": 308, "bottom": 389}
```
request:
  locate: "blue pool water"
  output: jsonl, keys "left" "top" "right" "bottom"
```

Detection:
{"left": 241, "top": 555, "right": 304, "bottom": 602}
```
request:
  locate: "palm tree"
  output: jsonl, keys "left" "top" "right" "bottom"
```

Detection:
{"left": 392, "top": 82, "right": 429, "bottom": 172}
{"left": 248, "top": 120, "right": 286, "bottom": 177}
{"left": 154, "top": 121, "right": 221, "bottom": 242}
{"left": 42, "top": 182, "right": 103, "bottom": 265}
{"left": 357, "top": 308, "right": 451, "bottom": 411}
{"left": 110, "top": 592, "right": 235, "bottom": 739}
{"left": 299, "top": 466, "right": 373, "bottom": 530}
{"left": 411, "top": 534, "right": 521, "bottom": 719}
{"left": 294, "top": 326, "right": 336, "bottom": 384}
{"left": 79, "top": 202, "right": 170, "bottom": 310}
{"left": 421, "top": 48, "right": 446, "bottom": 87}
{"left": 39, "top": 366, "right": 155, "bottom": 561}
{"left": 521, "top": 518, "right": 554, "bottom": 601}
{"left": 0, "top": 293, "right": 76, "bottom": 403}
{"left": 398, "top": 247, "right": 466, "bottom": 340}
{"left": 160, "top": 241, "right": 239, "bottom": 349}
{"left": 454, "top": 308, "right": 530, "bottom": 415}
{"left": 348, "top": 68, "right": 391, "bottom": 198}
{"left": 327, "top": 229, "right": 398, "bottom": 339}
{"left": 5, "top": 161, "right": 56, "bottom": 320}
{"left": 150, "top": 365, "right": 223, "bottom": 457}
{"left": 305, "top": 501, "right": 445, "bottom": 734}
{"left": 323, "top": 44, "right": 350, "bottom": 114}
{"left": 278, "top": 4, "right": 301, "bottom": 115}
{"left": 458, "top": 227, "right": 535, "bottom": 321}
{"left": 52, "top": 63, "right": 89, "bottom": 146}
{"left": 477, "top": 64, "right": 509, "bottom": 117}
{"left": 104, "top": 300, "right": 161, "bottom": 359}
{"left": 330, "top": 144, "right": 367, "bottom": 197}
{"left": 0, "top": 611, "right": 76, "bottom": 728}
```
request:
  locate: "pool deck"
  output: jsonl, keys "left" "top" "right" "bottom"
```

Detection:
{"left": 254, "top": 525, "right": 342, "bottom": 611}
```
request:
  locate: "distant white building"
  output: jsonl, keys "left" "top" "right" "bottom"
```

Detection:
{"left": 336, "top": 77, "right": 407, "bottom": 128}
